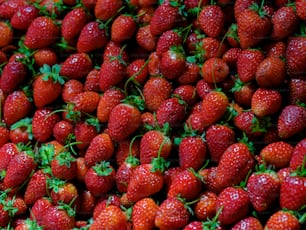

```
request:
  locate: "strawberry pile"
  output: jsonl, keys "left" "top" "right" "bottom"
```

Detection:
{"left": 0, "top": 0, "right": 306, "bottom": 229}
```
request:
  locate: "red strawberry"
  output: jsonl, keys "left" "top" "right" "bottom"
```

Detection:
{"left": 288, "top": 77, "right": 306, "bottom": 105}
{"left": 41, "top": 205, "right": 75, "bottom": 230}
{"left": 216, "top": 141, "right": 255, "bottom": 189}
{"left": 0, "top": 126, "right": 9, "bottom": 147}
{"left": 194, "top": 191, "right": 218, "bottom": 221}
{"left": 71, "top": 91, "right": 100, "bottom": 114}
{"left": 74, "top": 189, "right": 95, "bottom": 217}
{"left": 271, "top": 6, "right": 299, "bottom": 40}
{"left": 84, "top": 161, "right": 115, "bottom": 197}
{"left": 237, "top": 49, "right": 264, "bottom": 83}
{"left": 177, "top": 62, "right": 201, "bottom": 85}
{"left": 0, "top": 21, "right": 13, "bottom": 48}
{"left": 0, "top": 0, "right": 26, "bottom": 19}
{"left": 24, "top": 16, "right": 60, "bottom": 49}
{"left": 255, "top": 57, "right": 286, "bottom": 87}
{"left": 150, "top": 2, "right": 180, "bottom": 36}
{"left": 201, "top": 90, "right": 229, "bottom": 127}
{"left": 126, "top": 59, "right": 149, "bottom": 86}
{"left": 265, "top": 40, "right": 287, "bottom": 58}
{"left": 3, "top": 90, "right": 32, "bottom": 126}
{"left": 246, "top": 166, "right": 280, "bottom": 212}
{"left": 236, "top": 2, "right": 272, "bottom": 49}
{"left": 84, "top": 133, "right": 114, "bottom": 167}
{"left": 107, "top": 103, "right": 142, "bottom": 142}
{"left": 33, "top": 64, "right": 64, "bottom": 108}
{"left": 53, "top": 120, "right": 74, "bottom": 144}
{"left": 0, "top": 142, "right": 19, "bottom": 172}
{"left": 32, "top": 108, "right": 60, "bottom": 142}
{"left": 111, "top": 14, "right": 137, "bottom": 43}
{"left": 231, "top": 78, "right": 256, "bottom": 107}
{"left": 289, "top": 138, "right": 306, "bottom": 170}
{"left": 32, "top": 48, "right": 58, "bottom": 67}
{"left": 76, "top": 157, "right": 89, "bottom": 182}
{"left": 74, "top": 121, "right": 98, "bottom": 150}
{"left": 3, "top": 150, "right": 37, "bottom": 189}
{"left": 264, "top": 210, "right": 301, "bottom": 230}
{"left": 199, "top": 37, "right": 227, "bottom": 60}
{"left": 49, "top": 181, "right": 78, "bottom": 205}
{"left": 62, "top": 79, "right": 84, "bottom": 103}
{"left": 234, "top": 0, "right": 257, "bottom": 19}
{"left": 277, "top": 105, "right": 306, "bottom": 139}
{"left": 147, "top": 51, "right": 161, "bottom": 75}
{"left": 206, "top": 124, "right": 235, "bottom": 163}
{"left": 178, "top": 135, "right": 207, "bottom": 170}
{"left": 260, "top": 141, "right": 294, "bottom": 169}
{"left": 154, "top": 197, "right": 190, "bottom": 230}
{"left": 51, "top": 151, "right": 77, "bottom": 181}
{"left": 173, "top": 84, "right": 198, "bottom": 106}
{"left": 10, "top": 5, "right": 39, "bottom": 30}
{"left": 223, "top": 48, "right": 242, "bottom": 71}
{"left": 136, "top": 24, "right": 158, "bottom": 52}
{"left": 9, "top": 117, "right": 33, "bottom": 144}
{"left": 115, "top": 138, "right": 140, "bottom": 166}
{"left": 84, "top": 68, "right": 100, "bottom": 92}
{"left": 231, "top": 216, "right": 263, "bottom": 230}
{"left": 30, "top": 197, "right": 53, "bottom": 226}
{"left": 202, "top": 57, "right": 229, "bottom": 84}
{"left": 94, "top": 0, "right": 123, "bottom": 21}
{"left": 198, "top": 5, "right": 224, "bottom": 38}
{"left": 15, "top": 218, "right": 42, "bottom": 230}
{"left": 76, "top": 21, "right": 109, "bottom": 53}
{"left": 132, "top": 197, "right": 159, "bottom": 230}
{"left": 92, "top": 194, "right": 121, "bottom": 219}
{"left": 156, "top": 29, "right": 183, "bottom": 57}
{"left": 286, "top": 35, "right": 306, "bottom": 77}
{"left": 216, "top": 186, "right": 250, "bottom": 225}
{"left": 296, "top": 0, "right": 306, "bottom": 20}
{"left": 90, "top": 205, "right": 127, "bottom": 230}
{"left": 61, "top": 7, "right": 88, "bottom": 41}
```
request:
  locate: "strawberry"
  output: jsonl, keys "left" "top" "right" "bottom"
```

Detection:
{"left": 231, "top": 216, "right": 263, "bottom": 230}
{"left": 178, "top": 135, "right": 207, "bottom": 170}
{"left": 32, "top": 108, "right": 60, "bottom": 142}
{"left": 265, "top": 40, "right": 287, "bottom": 58}
{"left": 94, "top": 0, "right": 123, "bottom": 21}
{"left": 0, "top": 126, "right": 9, "bottom": 147}
{"left": 111, "top": 14, "right": 137, "bottom": 43}
{"left": 3, "top": 150, "right": 37, "bottom": 189}
{"left": 0, "top": 0, "right": 26, "bottom": 19}
{"left": 255, "top": 57, "right": 286, "bottom": 87}
{"left": 202, "top": 57, "right": 229, "bottom": 84}
{"left": 222, "top": 47, "right": 242, "bottom": 70}
{"left": 51, "top": 151, "right": 77, "bottom": 180}
{"left": 234, "top": 0, "right": 257, "bottom": 19}
{"left": 92, "top": 194, "right": 120, "bottom": 219}
{"left": 84, "top": 68, "right": 100, "bottom": 92}
{"left": 49, "top": 181, "right": 78, "bottom": 205}
{"left": 61, "top": 7, "right": 88, "bottom": 41}
{"left": 173, "top": 84, "right": 198, "bottom": 106}
{"left": 231, "top": 78, "right": 256, "bottom": 108}
{"left": 196, "top": 79, "right": 214, "bottom": 99}
{"left": 154, "top": 197, "right": 190, "bottom": 230}
{"left": 115, "top": 138, "right": 140, "bottom": 166}
{"left": 9, "top": 117, "right": 33, "bottom": 144}
{"left": 251, "top": 88, "right": 282, "bottom": 117}
{"left": 15, "top": 218, "right": 42, "bottom": 230}
{"left": 62, "top": 79, "right": 84, "bottom": 103}
{"left": 136, "top": 25, "right": 158, "bottom": 52}
{"left": 84, "top": 161, "right": 115, "bottom": 197}
{"left": 90, "top": 205, "right": 128, "bottom": 230}
{"left": 132, "top": 197, "right": 159, "bottom": 230}
{"left": 198, "top": 4, "right": 224, "bottom": 38}
{"left": 264, "top": 210, "right": 301, "bottom": 230}
{"left": 156, "top": 29, "right": 183, "bottom": 57}
{"left": 271, "top": 6, "right": 299, "bottom": 40}
{"left": 60, "top": 53, "right": 93, "bottom": 80}
{"left": 237, "top": 48, "right": 264, "bottom": 83}
{"left": 32, "top": 48, "right": 57, "bottom": 68}
{"left": 30, "top": 197, "right": 53, "bottom": 226}
{"left": 0, "top": 142, "right": 19, "bottom": 172}
{"left": 71, "top": 91, "right": 100, "bottom": 114}
{"left": 177, "top": 62, "right": 201, "bottom": 85}
{"left": 24, "top": 16, "right": 60, "bottom": 49}
{"left": 296, "top": 0, "right": 306, "bottom": 20}
{"left": 10, "top": 5, "right": 39, "bottom": 30}
{"left": 260, "top": 141, "right": 294, "bottom": 169}
{"left": 126, "top": 58, "right": 149, "bottom": 85}
{"left": 290, "top": 138, "right": 306, "bottom": 170}
{"left": 3, "top": 90, "right": 32, "bottom": 126}
{"left": 147, "top": 51, "right": 161, "bottom": 75}
{"left": 206, "top": 124, "right": 235, "bottom": 163}
{"left": 201, "top": 90, "right": 229, "bottom": 127}
{"left": 194, "top": 191, "right": 218, "bottom": 221}
{"left": 216, "top": 141, "right": 255, "bottom": 189}
{"left": 0, "top": 21, "right": 13, "bottom": 48}
{"left": 286, "top": 35, "right": 306, "bottom": 77}
{"left": 53, "top": 120, "right": 74, "bottom": 144}
{"left": 277, "top": 105, "right": 306, "bottom": 139}
{"left": 236, "top": 2, "right": 272, "bottom": 49}
{"left": 107, "top": 103, "right": 142, "bottom": 142}
{"left": 199, "top": 37, "right": 227, "bottom": 60}
{"left": 150, "top": 2, "right": 180, "bottom": 36}
{"left": 74, "top": 120, "right": 98, "bottom": 150}
{"left": 33, "top": 64, "right": 64, "bottom": 108}
{"left": 75, "top": 189, "right": 96, "bottom": 217}
{"left": 288, "top": 77, "right": 306, "bottom": 105}
{"left": 76, "top": 157, "right": 89, "bottom": 182}
{"left": 246, "top": 165, "right": 280, "bottom": 212}
{"left": 216, "top": 186, "right": 251, "bottom": 225}
{"left": 84, "top": 133, "right": 114, "bottom": 167}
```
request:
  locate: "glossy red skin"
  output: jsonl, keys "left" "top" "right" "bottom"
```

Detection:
{"left": 60, "top": 53, "right": 93, "bottom": 79}
{"left": 199, "top": 5, "right": 224, "bottom": 38}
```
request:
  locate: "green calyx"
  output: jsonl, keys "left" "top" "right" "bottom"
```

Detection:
{"left": 10, "top": 117, "right": 33, "bottom": 140}
{"left": 47, "top": 177, "right": 66, "bottom": 193}
{"left": 55, "top": 151, "right": 76, "bottom": 168}
{"left": 38, "top": 143, "right": 55, "bottom": 167}
{"left": 93, "top": 161, "right": 113, "bottom": 176}
{"left": 40, "top": 64, "right": 66, "bottom": 85}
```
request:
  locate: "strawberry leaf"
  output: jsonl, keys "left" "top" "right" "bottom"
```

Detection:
{"left": 92, "top": 161, "right": 113, "bottom": 176}
{"left": 55, "top": 151, "right": 76, "bottom": 168}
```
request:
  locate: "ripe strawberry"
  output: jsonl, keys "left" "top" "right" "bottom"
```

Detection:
{"left": 237, "top": 49, "right": 264, "bottom": 83}
{"left": 231, "top": 216, "right": 263, "bottom": 230}
{"left": 290, "top": 138, "right": 306, "bottom": 170}
{"left": 76, "top": 157, "right": 89, "bottom": 182}
{"left": 260, "top": 141, "right": 294, "bottom": 169}
{"left": 193, "top": 191, "right": 218, "bottom": 221}
{"left": 71, "top": 91, "right": 100, "bottom": 114}
{"left": 202, "top": 57, "right": 229, "bottom": 84}
{"left": 77, "top": 22, "right": 108, "bottom": 54}
{"left": 147, "top": 51, "right": 161, "bottom": 75}
{"left": 84, "top": 161, "right": 115, "bottom": 197}
{"left": 51, "top": 151, "right": 77, "bottom": 180}
{"left": 150, "top": 2, "right": 180, "bottom": 36}
{"left": 62, "top": 79, "right": 84, "bottom": 103}
{"left": 61, "top": 7, "right": 88, "bottom": 41}
{"left": 0, "top": 126, "right": 9, "bottom": 147}
{"left": 3, "top": 150, "right": 37, "bottom": 189}
{"left": 286, "top": 35, "right": 306, "bottom": 76}
{"left": 216, "top": 142, "right": 255, "bottom": 189}
{"left": 49, "top": 181, "right": 78, "bottom": 205}
{"left": 173, "top": 84, "right": 198, "bottom": 106}
{"left": 107, "top": 103, "right": 142, "bottom": 142}
{"left": 0, "top": 21, "right": 13, "bottom": 48}
{"left": 33, "top": 64, "right": 64, "bottom": 108}
{"left": 126, "top": 59, "right": 149, "bottom": 86}
{"left": 0, "top": 0, "right": 26, "bottom": 19}
{"left": 271, "top": 6, "right": 299, "bottom": 40}
{"left": 200, "top": 37, "right": 227, "bottom": 60}
{"left": 288, "top": 77, "right": 306, "bottom": 105}
{"left": 10, "top": 5, "right": 39, "bottom": 30}
{"left": 33, "top": 48, "right": 58, "bottom": 67}
{"left": 296, "top": 0, "right": 306, "bottom": 20}
{"left": 246, "top": 165, "right": 280, "bottom": 212}
{"left": 111, "top": 14, "right": 137, "bottom": 43}
{"left": 178, "top": 135, "right": 207, "bottom": 170}
{"left": 201, "top": 90, "right": 229, "bottom": 127}
{"left": 32, "top": 108, "right": 60, "bottom": 142}
{"left": 278, "top": 105, "right": 306, "bottom": 139}
{"left": 132, "top": 197, "right": 159, "bottom": 230}
{"left": 154, "top": 197, "right": 190, "bottom": 230}
{"left": 84, "top": 68, "right": 100, "bottom": 92}
{"left": 24, "top": 16, "right": 60, "bottom": 49}
{"left": 206, "top": 124, "right": 235, "bottom": 163}
{"left": 231, "top": 78, "right": 256, "bottom": 107}
{"left": 94, "top": 0, "right": 123, "bottom": 21}
{"left": 115, "top": 138, "right": 140, "bottom": 166}
{"left": 74, "top": 121, "right": 98, "bottom": 150}
{"left": 255, "top": 57, "right": 286, "bottom": 87}
{"left": 264, "top": 210, "right": 301, "bottom": 230}
{"left": 92, "top": 194, "right": 120, "bottom": 219}
{"left": 84, "top": 133, "right": 114, "bottom": 167}
{"left": 0, "top": 142, "right": 19, "bottom": 172}
{"left": 236, "top": 2, "right": 272, "bottom": 49}
{"left": 155, "top": 29, "right": 183, "bottom": 57}
{"left": 222, "top": 47, "right": 242, "bottom": 70}
{"left": 9, "top": 117, "right": 33, "bottom": 144}
{"left": 30, "top": 197, "right": 53, "bottom": 226}
{"left": 15, "top": 218, "right": 42, "bottom": 230}
{"left": 234, "top": 0, "right": 257, "bottom": 19}
{"left": 75, "top": 189, "right": 96, "bottom": 217}
{"left": 265, "top": 40, "right": 287, "bottom": 58}
{"left": 90, "top": 205, "right": 128, "bottom": 230}
{"left": 198, "top": 5, "right": 224, "bottom": 38}
{"left": 53, "top": 120, "right": 74, "bottom": 144}
{"left": 177, "top": 62, "right": 201, "bottom": 85}
{"left": 136, "top": 24, "right": 158, "bottom": 52}
{"left": 216, "top": 186, "right": 250, "bottom": 225}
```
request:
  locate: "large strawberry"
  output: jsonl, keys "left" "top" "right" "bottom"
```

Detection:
{"left": 231, "top": 216, "right": 263, "bottom": 230}
{"left": 296, "top": 0, "right": 306, "bottom": 20}
{"left": 71, "top": 91, "right": 100, "bottom": 114}
{"left": 264, "top": 210, "right": 301, "bottom": 230}
{"left": 74, "top": 120, "right": 99, "bottom": 150}
{"left": 193, "top": 191, "right": 218, "bottom": 221}
{"left": 136, "top": 24, "right": 158, "bottom": 52}
{"left": 10, "top": 5, "right": 39, "bottom": 30}
{"left": 111, "top": 14, "right": 137, "bottom": 43}
{"left": 94, "top": 0, "right": 123, "bottom": 21}
{"left": 51, "top": 151, "right": 77, "bottom": 181}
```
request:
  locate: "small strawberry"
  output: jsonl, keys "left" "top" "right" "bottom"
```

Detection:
{"left": 200, "top": 37, "right": 228, "bottom": 60}
{"left": 0, "top": 142, "right": 19, "bottom": 172}
{"left": 84, "top": 161, "right": 116, "bottom": 197}
{"left": 290, "top": 138, "right": 306, "bottom": 170}
{"left": 84, "top": 133, "right": 114, "bottom": 167}
{"left": 264, "top": 210, "right": 301, "bottom": 230}
{"left": 126, "top": 58, "right": 149, "bottom": 85}
{"left": 277, "top": 105, "right": 306, "bottom": 139}
{"left": 24, "top": 16, "right": 60, "bottom": 49}
{"left": 62, "top": 79, "right": 84, "bottom": 103}
{"left": 202, "top": 57, "right": 229, "bottom": 84}
{"left": 92, "top": 194, "right": 121, "bottom": 219}
{"left": 115, "top": 138, "right": 140, "bottom": 166}
{"left": 51, "top": 151, "right": 77, "bottom": 181}
{"left": 286, "top": 34, "right": 306, "bottom": 77}
{"left": 136, "top": 24, "right": 158, "bottom": 52}
{"left": 265, "top": 40, "right": 287, "bottom": 58}
{"left": 0, "top": 21, "right": 13, "bottom": 48}
{"left": 71, "top": 91, "right": 100, "bottom": 114}
{"left": 231, "top": 216, "right": 263, "bottom": 230}
{"left": 75, "top": 189, "right": 96, "bottom": 217}
{"left": 94, "top": 0, "right": 123, "bottom": 21}
{"left": 9, "top": 117, "right": 33, "bottom": 144}
{"left": 156, "top": 29, "right": 183, "bottom": 58}
{"left": 84, "top": 68, "right": 100, "bottom": 92}
{"left": 53, "top": 120, "right": 74, "bottom": 144}
{"left": 193, "top": 191, "right": 218, "bottom": 221}
{"left": 76, "top": 157, "right": 89, "bottom": 182}
{"left": 111, "top": 14, "right": 137, "bottom": 43}
{"left": 177, "top": 62, "right": 201, "bottom": 85}
{"left": 234, "top": 0, "right": 257, "bottom": 19}
{"left": 49, "top": 181, "right": 78, "bottom": 205}
{"left": 231, "top": 78, "right": 256, "bottom": 108}
{"left": 74, "top": 120, "right": 99, "bottom": 150}
{"left": 33, "top": 48, "right": 58, "bottom": 67}
{"left": 10, "top": 5, "right": 39, "bottom": 30}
